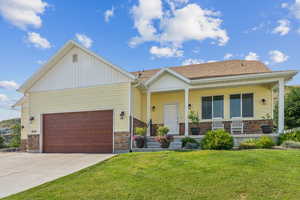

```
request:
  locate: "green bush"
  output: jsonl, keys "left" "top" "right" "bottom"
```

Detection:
{"left": 157, "top": 126, "right": 169, "bottom": 136}
{"left": 278, "top": 130, "right": 300, "bottom": 145}
{"left": 239, "top": 136, "right": 275, "bottom": 149}
{"left": 201, "top": 129, "right": 234, "bottom": 150}
{"left": 181, "top": 137, "right": 199, "bottom": 148}
{"left": 0, "top": 136, "right": 5, "bottom": 148}
{"left": 257, "top": 136, "right": 275, "bottom": 148}
{"left": 281, "top": 140, "right": 300, "bottom": 149}
{"left": 135, "top": 127, "right": 146, "bottom": 136}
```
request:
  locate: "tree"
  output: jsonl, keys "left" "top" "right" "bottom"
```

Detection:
{"left": 274, "top": 87, "right": 300, "bottom": 129}
{"left": 9, "top": 123, "right": 21, "bottom": 147}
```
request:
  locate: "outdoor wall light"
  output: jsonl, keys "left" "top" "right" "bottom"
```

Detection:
{"left": 152, "top": 106, "right": 156, "bottom": 112}
{"left": 120, "top": 111, "right": 125, "bottom": 120}
{"left": 21, "top": 125, "right": 24, "bottom": 129}
{"left": 261, "top": 98, "right": 267, "bottom": 105}
{"left": 29, "top": 116, "right": 35, "bottom": 121}
{"left": 188, "top": 104, "right": 192, "bottom": 110}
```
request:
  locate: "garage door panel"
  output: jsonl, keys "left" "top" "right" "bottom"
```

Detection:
{"left": 43, "top": 110, "right": 113, "bottom": 153}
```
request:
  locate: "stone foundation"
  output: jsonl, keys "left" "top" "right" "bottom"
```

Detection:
{"left": 27, "top": 134, "right": 40, "bottom": 152}
{"left": 154, "top": 119, "right": 274, "bottom": 135}
{"left": 114, "top": 132, "right": 130, "bottom": 153}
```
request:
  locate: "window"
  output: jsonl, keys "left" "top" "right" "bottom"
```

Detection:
{"left": 72, "top": 54, "right": 78, "bottom": 63}
{"left": 230, "top": 93, "right": 254, "bottom": 118}
{"left": 202, "top": 96, "right": 224, "bottom": 119}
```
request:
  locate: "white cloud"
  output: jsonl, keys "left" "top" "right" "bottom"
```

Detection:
{"left": 75, "top": 33, "right": 93, "bottom": 48}
{"left": 281, "top": 3, "right": 289, "bottom": 8}
{"left": 289, "top": 0, "right": 300, "bottom": 19}
{"left": 130, "top": 0, "right": 163, "bottom": 46}
{"left": 269, "top": 50, "right": 289, "bottom": 63}
{"left": 104, "top": 7, "right": 114, "bottom": 22}
{"left": 0, "top": 94, "right": 8, "bottom": 102}
{"left": 150, "top": 46, "right": 183, "bottom": 58}
{"left": 130, "top": 0, "right": 229, "bottom": 55}
{"left": 273, "top": 19, "right": 290, "bottom": 36}
{"left": 0, "top": 0, "right": 48, "bottom": 30}
{"left": 0, "top": 81, "right": 19, "bottom": 90}
{"left": 27, "top": 32, "right": 51, "bottom": 49}
{"left": 224, "top": 53, "right": 233, "bottom": 60}
{"left": 182, "top": 58, "right": 204, "bottom": 65}
{"left": 245, "top": 52, "right": 259, "bottom": 61}
{"left": 36, "top": 60, "right": 46, "bottom": 65}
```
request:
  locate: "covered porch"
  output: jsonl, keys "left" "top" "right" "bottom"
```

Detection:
{"left": 141, "top": 73, "right": 286, "bottom": 137}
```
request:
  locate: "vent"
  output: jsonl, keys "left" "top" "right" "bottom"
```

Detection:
{"left": 72, "top": 54, "right": 78, "bottom": 63}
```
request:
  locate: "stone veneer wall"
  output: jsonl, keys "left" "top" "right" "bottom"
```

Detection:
{"left": 20, "top": 139, "right": 27, "bottom": 152}
{"left": 153, "top": 119, "right": 274, "bottom": 135}
{"left": 27, "top": 134, "right": 40, "bottom": 152}
{"left": 114, "top": 132, "right": 130, "bottom": 153}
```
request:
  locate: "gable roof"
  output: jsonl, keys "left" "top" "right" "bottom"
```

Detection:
{"left": 18, "top": 40, "right": 136, "bottom": 93}
{"left": 145, "top": 68, "right": 191, "bottom": 86}
{"left": 132, "top": 60, "right": 272, "bottom": 82}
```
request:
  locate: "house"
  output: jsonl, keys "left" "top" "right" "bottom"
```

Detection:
{"left": 13, "top": 40, "right": 298, "bottom": 153}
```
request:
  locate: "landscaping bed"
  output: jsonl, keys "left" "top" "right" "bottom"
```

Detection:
{"left": 3, "top": 150, "right": 300, "bottom": 200}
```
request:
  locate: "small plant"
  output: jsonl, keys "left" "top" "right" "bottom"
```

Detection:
{"left": 281, "top": 140, "right": 300, "bottom": 149}
{"left": 134, "top": 127, "right": 147, "bottom": 148}
{"left": 188, "top": 111, "right": 200, "bottom": 135}
{"left": 155, "top": 126, "right": 173, "bottom": 148}
{"left": 181, "top": 137, "right": 199, "bottom": 148}
{"left": 201, "top": 129, "right": 234, "bottom": 150}
{"left": 239, "top": 136, "right": 275, "bottom": 149}
{"left": 278, "top": 130, "right": 300, "bottom": 145}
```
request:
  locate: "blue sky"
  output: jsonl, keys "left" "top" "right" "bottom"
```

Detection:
{"left": 0, "top": 0, "right": 299, "bottom": 120}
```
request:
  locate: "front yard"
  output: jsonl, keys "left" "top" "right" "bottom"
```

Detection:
{"left": 3, "top": 150, "right": 300, "bottom": 200}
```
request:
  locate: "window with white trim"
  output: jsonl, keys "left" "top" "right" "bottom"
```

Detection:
{"left": 202, "top": 95, "right": 224, "bottom": 119}
{"left": 230, "top": 93, "right": 254, "bottom": 118}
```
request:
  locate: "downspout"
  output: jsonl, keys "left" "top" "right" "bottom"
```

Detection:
{"left": 129, "top": 84, "right": 134, "bottom": 152}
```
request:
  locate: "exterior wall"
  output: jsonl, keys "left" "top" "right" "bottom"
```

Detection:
{"left": 189, "top": 84, "right": 273, "bottom": 121}
{"left": 20, "top": 97, "right": 29, "bottom": 140}
{"left": 114, "top": 132, "right": 130, "bottom": 153}
{"left": 133, "top": 87, "right": 143, "bottom": 121}
{"left": 30, "top": 47, "right": 131, "bottom": 92}
{"left": 26, "top": 82, "right": 130, "bottom": 151}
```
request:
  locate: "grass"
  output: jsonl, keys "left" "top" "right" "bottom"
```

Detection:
{"left": 3, "top": 150, "right": 300, "bottom": 200}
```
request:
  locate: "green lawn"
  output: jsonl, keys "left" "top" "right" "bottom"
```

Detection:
{"left": 3, "top": 150, "right": 300, "bottom": 200}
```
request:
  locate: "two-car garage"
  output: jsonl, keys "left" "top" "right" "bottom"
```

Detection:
{"left": 42, "top": 110, "right": 113, "bottom": 153}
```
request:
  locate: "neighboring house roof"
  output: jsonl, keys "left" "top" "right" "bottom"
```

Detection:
{"left": 18, "top": 40, "right": 136, "bottom": 93}
{"left": 132, "top": 60, "right": 272, "bottom": 81}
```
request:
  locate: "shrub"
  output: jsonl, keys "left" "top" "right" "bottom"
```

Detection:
{"left": 0, "top": 136, "right": 5, "bottom": 148}
{"left": 135, "top": 127, "right": 146, "bottom": 136}
{"left": 157, "top": 126, "right": 169, "bottom": 136}
{"left": 201, "top": 129, "right": 234, "bottom": 150}
{"left": 188, "top": 111, "right": 199, "bottom": 124}
{"left": 9, "top": 123, "right": 21, "bottom": 147}
{"left": 239, "top": 139, "right": 259, "bottom": 149}
{"left": 281, "top": 140, "right": 300, "bottom": 149}
{"left": 278, "top": 130, "right": 300, "bottom": 145}
{"left": 239, "top": 136, "right": 275, "bottom": 149}
{"left": 181, "top": 137, "right": 199, "bottom": 148}
{"left": 257, "top": 136, "right": 275, "bottom": 149}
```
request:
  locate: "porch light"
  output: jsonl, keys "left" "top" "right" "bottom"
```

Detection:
{"left": 29, "top": 116, "right": 34, "bottom": 122}
{"left": 261, "top": 98, "right": 267, "bottom": 105}
{"left": 152, "top": 106, "right": 156, "bottom": 112}
{"left": 188, "top": 104, "right": 192, "bottom": 110}
{"left": 120, "top": 111, "right": 125, "bottom": 120}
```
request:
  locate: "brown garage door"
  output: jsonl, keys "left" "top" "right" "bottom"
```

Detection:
{"left": 43, "top": 110, "right": 113, "bottom": 153}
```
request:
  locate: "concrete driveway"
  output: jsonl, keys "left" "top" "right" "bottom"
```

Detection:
{"left": 0, "top": 152, "right": 115, "bottom": 198}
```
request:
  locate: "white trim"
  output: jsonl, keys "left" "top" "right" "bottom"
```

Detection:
{"left": 145, "top": 68, "right": 191, "bottom": 87}
{"left": 39, "top": 108, "right": 115, "bottom": 153}
{"left": 184, "top": 88, "right": 189, "bottom": 136}
{"left": 278, "top": 78, "right": 285, "bottom": 134}
{"left": 190, "top": 71, "right": 298, "bottom": 85}
{"left": 129, "top": 84, "right": 133, "bottom": 151}
{"left": 146, "top": 91, "right": 151, "bottom": 136}
{"left": 18, "top": 40, "right": 136, "bottom": 93}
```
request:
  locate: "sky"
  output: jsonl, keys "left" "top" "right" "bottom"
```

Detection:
{"left": 0, "top": 0, "right": 300, "bottom": 121}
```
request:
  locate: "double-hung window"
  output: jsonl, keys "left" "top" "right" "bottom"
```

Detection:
{"left": 202, "top": 96, "right": 224, "bottom": 119}
{"left": 230, "top": 93, "right": 254, "bottom": 118}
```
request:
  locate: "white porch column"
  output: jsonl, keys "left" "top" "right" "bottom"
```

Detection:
{"left": 184, "top": 88, "right": 189, "bottom": 136}
{"left": 278, "top": 78, "right": 285, "bottom": 134}
{"left": 146, "top": 91, "right": 151, "bottom": 136}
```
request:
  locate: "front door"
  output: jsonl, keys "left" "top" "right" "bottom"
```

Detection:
{"left": 164, "top": 104, "right": 179, "bottom": 135}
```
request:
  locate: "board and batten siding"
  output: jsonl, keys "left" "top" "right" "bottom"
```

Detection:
{"left": 30, "top": 46, "right": 131, "bottom": 92}
{"left": 25, "top": 82, "right": 130, "bottom": 139}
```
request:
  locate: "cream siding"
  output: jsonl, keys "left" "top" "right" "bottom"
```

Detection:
{"left": 30, "top": 47, "right": 131, "bottom": 92}
{"left": 28, "top": 82, "right": 130, "bottom": 137}
{"left": 20, "top": 97, "right": 29, "bottom": 139}
{"left": 133, "top": 87, "right": 143, "bottom": 120}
